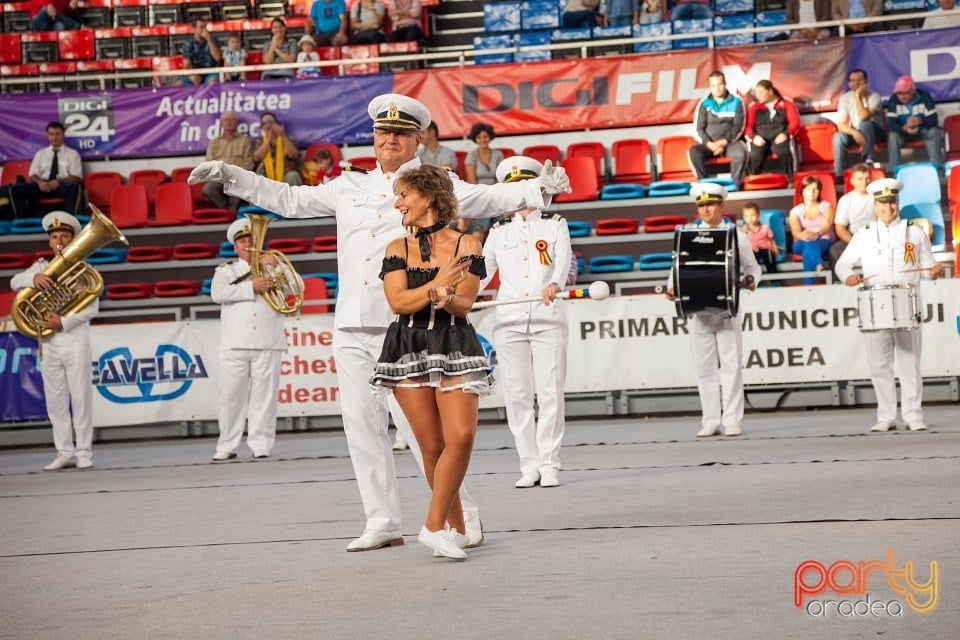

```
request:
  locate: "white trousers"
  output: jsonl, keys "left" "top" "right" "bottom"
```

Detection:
{"left": 864, "top": 329, "right": 923, "bottom": 424}
{"left": 334, "top": 328, "right": 479, "bottom": 532}
{"left": 495, "top": 325, "right": 568, "bottom": 475}
{"left": 216, "top": 349, "right": 283, "bottom": 455}
{"left": 691, "top": 313, "right": 744, "bottom": 430}
{"left": 41, "top": 339, "right": 93, "bottom": 456}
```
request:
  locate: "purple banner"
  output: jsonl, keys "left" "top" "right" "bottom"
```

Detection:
{"left": 0, "top": 75, "right": 395, "bottom": 163}
{"left": 0, "top": 331, "right": 46, "bottom": 422}
{"left": 848, "top": 28, "right": 960, "bottom": 102}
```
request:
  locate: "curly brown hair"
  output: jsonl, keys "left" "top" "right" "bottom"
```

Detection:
{"left": 468, "top": 122, "right": 496, "bottom": 142}
{"left": 393, "top": 165, "right": 460, "bottom": 226}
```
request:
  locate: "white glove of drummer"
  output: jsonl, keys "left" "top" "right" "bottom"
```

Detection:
{"left": 188, "top": 161, "right": 236, "bottom": 185}
{"left": 535, "top": 159, "right": 571, "bottom": 195}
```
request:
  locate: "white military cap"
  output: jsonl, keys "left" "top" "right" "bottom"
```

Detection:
{"left": 367, "top": 93, "right": 431, "bottom": 132}
{"left": 496, "top": 155, "right": 543, "bottom": 183}
{"left": 226, "top": 217, "right": 253, "bottom": 243}
{"left": 41, "top": 211, "right": 81, "bottom": 235}
{"left": 691, "top": 182, "right": 728, "bottom": 205}
{"left": 867, "top": 178, "right": 904, "bottom": 203}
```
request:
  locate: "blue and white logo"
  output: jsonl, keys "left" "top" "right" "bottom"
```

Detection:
{"left": 94, "top": 344, "right": 208, "bottom": 404}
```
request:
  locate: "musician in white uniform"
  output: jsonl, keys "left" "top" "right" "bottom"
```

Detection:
{"left": 834, "top": 178, "right": 944, "bottom": 432}
{"left": 189, "top": 93, "right": 570, "bottom": 551}
{"left": 11, "top": 212, "right": 97, "bottom": 470}
{"left": 210, "top": 217, "right": 297, "bottom": 460}
{"left": 479, "top": 156, "right": 572, "bottom": 489}
{"left": 665, "top": 183, "right": 761, "bottom": 437}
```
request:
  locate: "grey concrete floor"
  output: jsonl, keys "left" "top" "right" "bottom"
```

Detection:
{"left": 1, "top": 405, "right": 958, "bottom": 640}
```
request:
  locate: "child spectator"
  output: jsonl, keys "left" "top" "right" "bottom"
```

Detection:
{"left": 640, "top": 0, "right": 662, "bottom": 23}
{"left": 296, "top": 34, "right": 321, "bottom": 79}
{"left": 742, "top": 203, "right": 779, "bottom": 275}
{"left": 301, "top": 148, "right": 342, "bottom": 185}
{"left": 222, "top": 33, "right": 247, "bottom": 82}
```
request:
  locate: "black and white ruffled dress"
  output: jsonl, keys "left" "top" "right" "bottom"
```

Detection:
{"left": 369, "top": 254, "right": 494, "bottom": 395}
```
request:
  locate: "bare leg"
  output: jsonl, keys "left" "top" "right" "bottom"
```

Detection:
{"left": 432, "top": 388, "right": 478, "bottom": 533}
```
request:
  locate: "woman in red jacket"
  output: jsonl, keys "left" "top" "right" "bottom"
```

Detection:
{"left": 745, "top": 80, "right": 801, "bottom": 179}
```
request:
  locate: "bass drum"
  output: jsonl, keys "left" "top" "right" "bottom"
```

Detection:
{"left": 672, "top": 226, "right": 740, "bottom": 318}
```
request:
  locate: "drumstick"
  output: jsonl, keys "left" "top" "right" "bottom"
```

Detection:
{"left": 472, "top": 280, "right": 610, "bottom": 310}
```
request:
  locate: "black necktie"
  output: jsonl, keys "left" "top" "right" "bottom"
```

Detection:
{"left": 414, "top": 222, "right": 446, "bottom": 262}
{"left": 48, "top": 149, "right": 59, "bottom": 181}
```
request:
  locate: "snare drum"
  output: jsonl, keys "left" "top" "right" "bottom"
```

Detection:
{"left": 672, "top": 226, "right": 740, "bottom": 318}
{"left": 856, "top": 284, "right": 920, "bottom": 332}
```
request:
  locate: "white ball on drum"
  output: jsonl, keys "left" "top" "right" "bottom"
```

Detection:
{"left": 588, "top": 280, "right": 610, "bottom": 300}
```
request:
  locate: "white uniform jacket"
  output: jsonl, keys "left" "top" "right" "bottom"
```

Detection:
{"left": 210, "top": 260, "right": 290, "bottom": 351}
{"left": 835, "top": 218, "right": 936, "bottom": 289}
{"left": 225, "top": 157, "right": 545, "bottom": 330}
{"left": 480, "top": 211, "right": 572, "bottom": 333}
{"left": 10, "top": 259, "right": 99, "bottom": 344}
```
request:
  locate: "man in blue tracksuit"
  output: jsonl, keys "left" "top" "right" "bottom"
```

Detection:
{"left": 689, "top": 70, "right": 747, "bottom": 188}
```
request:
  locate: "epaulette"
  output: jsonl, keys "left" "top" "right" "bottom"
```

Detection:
{"left": 489, "top": 215, "right": 510, "bottom": 229}
{"left": 540, "top": 211, "right": 562, "bottom": 221}
{"left": 342, "top": 163, "right": 369, "bottom": 174}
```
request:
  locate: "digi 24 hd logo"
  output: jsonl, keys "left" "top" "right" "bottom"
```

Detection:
{"left": 93, "top": 344, "right": 208, "bottom": 404}
{"left": 59, "top": 95, "right": 116, "bottom": 155}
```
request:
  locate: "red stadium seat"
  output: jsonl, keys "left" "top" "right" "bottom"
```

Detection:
{"left": 300, "top": 277, "right": 330, "bottom": 314}
{"left": 149, "top": 182, "right": 194, "bottom": 227}
{"left": 267, "top": 238, "right": 311, "bottom": 254}
{"left": 567, "top": 142, "right": 606, "bottom": 185}
{"left": 948, "top": 165, "right": 960, "bottom": 207}
{"left": 126, "top": 246, "right": 173, "bottom": 262}
{"left": 172, "top": 243, "right": 219, "bottom": 260}
{"left": 0, "top": 290, "right": 16, "bottom": 319}
{"left": 1, "top": 160, "right": 31, "bottom": 185}
{"left": 341, "top": 44, "right": 379, "bottom": 75}
{"left": 595, "top": 218, "right": 639, "bottom": 235}
{"left": 554, "top": 156, "right": 598, "bottom": 203}
{"left": 312, "top": 236, "right": 337, "bottom": 252}
{"left": 643, "top": 215, "right": 687, "bottom": 233}
{"left": 0, "top": 253, "right": 34, "bottom": 269}
{"left": 108, "top": 183, "right": 149, "bottom": 228}
{"left": 742, "top": 173, "right": 789, "bottom": 191}
{"left": 611, "top": 139, "right": 652, "bottom": 185}
{"left": 522, "top": 145, "right": 562, "bottom": 166}
{"left": 170, "top": 166, "right": 206, "bottom": 206}
{"left": 793, "top": 171, "right": 837, "bottom": 210}
{"left": 192, "top": 208, "right": 236, "bottom": 224}
{"left": 57, "top": 29, "right": 95, "bottom": 61}
{"left": 496, "top": 147, "right": 516, "bottom": 159}
{"left": 656, "top": 136, "right": 696, "bottom": 182}
{"left": 105, "top": 283, "right": 154, "bottom": 300}
{"left": 84, "top": 171, "right": 123, "bottom": 213}
{"left": 305, "top": 142, "right": 342, "bottom": 166}
{"left": 943, "top": 114, "right": 960, "bottom": 162}
{"left": 455, "top": 150, "right": 468, "bottom": 180}
{"left": 128, "top": 169, "right": 167, "bottom": 206}
{"left": 154, "top": 280, "right": 202, "bottom": 297}
{"left": 0, "top": 33, "right": 22, "bottom": 64}
{"left": 346, "top": 156, "right": 377, "bottom": 171}
{"left": 796, "top": 122, "right": 837, "bottom": 173}
{"left": 841, "top": 166, "right": 884, "bottom": 195}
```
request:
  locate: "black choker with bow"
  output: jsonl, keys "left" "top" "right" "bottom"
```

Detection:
{"left": 414, "top": 222, "right": 446, "bottom": 262}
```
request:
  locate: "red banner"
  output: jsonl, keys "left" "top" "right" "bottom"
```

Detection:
{"left": 394, "top": 39, "right": 848, "bottom": 138}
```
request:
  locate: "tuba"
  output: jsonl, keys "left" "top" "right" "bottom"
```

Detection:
{"left": 247, "top": 214, "right": 304, "bottom": 315}
{"left": 12, "top": 204, "right": 128, "bottom": 341}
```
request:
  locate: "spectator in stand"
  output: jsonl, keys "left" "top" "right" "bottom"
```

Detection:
{"left": 221, "top": 33, "right": 246, "bottom": 82}
{"left": 885, "top": 75, "right": 944, "bottom": 175}
{"left": 203, "top": 112, "right": 254, "bottom": 211}
{"left": 789, "top": 175, "right": 835, "bottom": 284}
{"left": 828, "top": 162, "right": 875, "bottom": 268}
{"left": 253, "top": 112, "right": 302, "bottom": 186}
{"left": 600, "top": 0, "right": 639, "bottom": 26}
{"left": 671, "top": 0, "right": 713, "bottom": 20}
{"left": 745, "top": 79, "right": 801, "bottom": 178}
{"left": 741, "top": 202, "right": 778, "bottom": 276}
{"left": 301, "top": 148, "right": 342, "bottom": 186}
{"left": 307, "top": 0, "right": 349, "bottom": 46}
{"left": 562, "top": 0, "right": 601, "bottom": 28}
{"left": 262, "top": 18, "right": 298, "bottom": 80}
{"left": 640, "top": 0, "right": 663, "bottom": 22}
{"left": 924, "top": 0, "right": 960, "bottom": 29}
{"left": 349, "top": 0, "right": 386, "bottom": 44}
{"left": 30, "top": 0, "right": 80, "bottom": 31}
{"left": 833, "top": 68, "right": 886, "bottom": 180}
{"left": 786, "top": 0, "right": 832, "bottom": 40}
{"left": 10, "top": 121, "right": 82, "bottom": 218}
{"left": 418, "top": 122, "right": 457, "bottom": 169}
{"left": 179, "top": 18, "right": 222, "bottom": 86}
{"left": 689, "top": 71, "right": 747, "bottom": 189}
{"left": 386, "top": 0, "right": 425, "bottom": 43}
{"left": 464, "top": 123, "right": 504, "bottom": 186}
{"left": 833, "top": 0, "right": 881, "bottom": 34}
{"left": 296, "top": 34, "right": 321, "bottom": 79}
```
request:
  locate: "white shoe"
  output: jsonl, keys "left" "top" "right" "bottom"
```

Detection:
{"left": 433, "top": 530, "right": 468, "bottom": 556}
{"left": 724, "top": 424, "right": 742, "bottom": 437}
{"left": 515, "top": 471, "right": 540, "bottom": 488}
{"left": 211, "top": 451, "right": 237, "bottom": 461}
{"left": 252, "top": 450, "right": 270, "bottom": 459}
{"left": 419, "top": 527, "right": 467, "bottom": 560}
{"left": 43, "top": 453, "right": 76, "bottom": 471}
{"left": 870, "top": 422, "right": 896, "bottom": 432}
{"left": 392, "top": 435, "right": 409, "bottom": 451}
{"left": 907, "top": 422, "right": 927, "bottom": 432}
{"left": 697, "top": 425, "right": 721, "bottom": 437}
{"left": 76, "top": 453, "right": 94, "bottom": 470}
{"left": 346, "top": 529, "right": 404, "bottom": 552}
{"left": 464, "top": 514, "right": 483, "bottom": 548}
{"left": 540, "top": 469, "right": 560, "bottom": 487}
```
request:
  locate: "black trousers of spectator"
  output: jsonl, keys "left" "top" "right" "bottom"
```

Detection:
{"left": 10, "top": 181, "right": 81, "bottom": 218}
{"left": 386, "top": 25, "right": 424, "bottom": 43}
{"left": 748, "top": 137, "right": 795, "bottom": 177}
{"left": 688, "top": 141, "right": 747, "bottom": 186}
{"left": 350, "top": 29, "right": 384, "bottom": 45}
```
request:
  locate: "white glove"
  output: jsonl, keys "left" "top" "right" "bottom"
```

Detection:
{"left": 536, "top": 159, "right": 571, "bottom": 195}
{"left": 187, "top": 161, "right": 236, "bottom": 185}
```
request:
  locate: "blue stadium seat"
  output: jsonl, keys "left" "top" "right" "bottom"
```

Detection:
{"left": 760, "top": 209, "right": 787, "bottom": 262}
{"left": 473, "top": 34, "right": 515, "bottom": 65}
{"left": 86, "top": 247, "right": 128, "bottom": 264}
{"left": 219, "top": 241, "right": 237, "bottom": 258}
{"left": 715, "top": 0, "right": 755, "bottom": 15}
{"left": 672, "top": 18, "right": 711, "bottom": 50}
{"left": 633, "top": 22, "right": 671, "bottom": 53}
{"left": 483, "top": 2, "right": 522, "bottom": 32}
{"left": 714, "top": 14, "right": 754, "bottom": 47}
{"left": 201, "top": 279, "right": 213, "bottom": 296}
{"left": 0, "top": 220, "right": 10, "bottom": 234}
{"left": 588, "top": 255, "right": 635, "bottom": 273}
{"left": 567, "top": 220, "right": 592, "bottom": 237}
{"left": 516, "top": 31, "right": 551, "bottom": 62}
{"left": 647, "top": 181, "right": 692, "bottom": 197}
{"left": 894, "top": 162, "right": 941, "bottom": 207}
{"left": 576, "top": 257, "right": 585, "bottom": 274}
{"left": 600, "top": 184, "right": 646, "bottom": 200}
{"left": 755, "top": 11, "right": 787, "bottom": 42}
{"left": 900, "top": 202, "right": 946, "bottom": 252}
{"left": 700, "top": 177, "right": 738, "bottom": 192}
{"left": 520, "top": 1, "right": 559, "bottom": 30}
{"left": 11, "top": 219, "right": 44, "bottom": 234}
{"left": 638, "top": 252, "right": 673, "bottom": 270}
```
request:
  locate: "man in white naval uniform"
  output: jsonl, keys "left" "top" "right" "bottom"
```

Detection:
{"left": 210, "top": 217, "right": 298, "bottom": 460}
{"left": 834, "top": 178, "right": 944, "bottom": 432}
{"left": 189, "top": 93, "right": 570, "bottom": 551}
{"left": 479, "top": 156, "right": 572, "bottom": 489}
{"left": 11, "top": 212, "right": 97, "bottom": 470}
{"left": 665, "top": 183, "right": 761, "bottom": 437}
